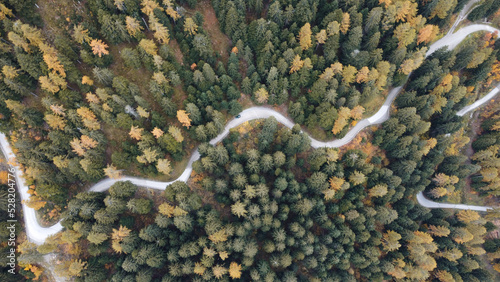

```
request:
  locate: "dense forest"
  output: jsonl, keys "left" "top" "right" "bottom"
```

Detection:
{"left": 0, "top": 0, "right": 499, "bottom": 280}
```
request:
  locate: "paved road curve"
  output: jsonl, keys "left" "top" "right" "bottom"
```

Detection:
{"left": 0, "top": 24, "right": 499, "bottom": 245}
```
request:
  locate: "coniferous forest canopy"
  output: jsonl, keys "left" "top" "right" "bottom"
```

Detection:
{"left": 0, "top": 0, "right": 500, "bottom": 280}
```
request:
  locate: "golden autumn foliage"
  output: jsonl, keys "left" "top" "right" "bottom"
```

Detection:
{"left": 139, "top": 39, "right": 158, "bottom": 55}
{"left": 184, "top": 17, "right": 198, "bottom": 35}
{"left": 340, "top": 13, "right": 350, "bottom": 34}
{"left": 86, "top": 92, "right": 100, "bottom": 104}
{"left": 2, "top": 65, "right": 18, "bottom": 79}
{"left": 45, "top": 114, "right": 66, "bottom": 130}
{"left": 103, "top": 164, "right": 122, "bottom": 179}
{"left": 212, "top": 265, "right": 227, "bottom": 279}
{"left": 332, "top": 107, "right": 351, "bottom": 134}
{"left": 77, "top": 107, "right": 100, "bottom": 130}
{"left": 209, "top": 229, "right": 228, "bottom": 243}
{"left": 169, "top": 126, "right": 184, "bottom": 142}
{"left": 0, "top": 3, "right": 13, "bottom": 20}
{"left": 315, "top": 29, "right": 327, "bottom": 44}
{"left": 156, "top": 158, "right": 172, "bottom": 175}
{"left": 417, "top": 24, "right": 438, "bottom": 45}
{"left": 427, "top": 225, "right": 450, "bottom": 237}
{"left": 73, "top": 24, "right": 91, "bottom": 44}
{"left": 125, "top": 16, "right": 143, "bottom": 37}
{"left": 82, "top": 76, "right": 93, "bottom": 85}
{"left": 298, "top": 23, "right": 312, "bottom": 50}
{"left": 159, "top": 203, "right": 187, "bottom": 217}
{"left": 141, "top": 0, "right": 161, "bottom": 15}
{"left": 24, "top": 195, "right": 46, "bottom": 210}
{"left": 456, "top": 210, "right": 480, "bottom": 223}
{"left": 177, "top": 110, "right": 192, "bottom": 128}
{"left": 229, "top": 262, "right": 242, "bottom": 279}
{"left": 111, "top": 225, "right": 131, "bottom": 241}
{"left": 152, "top": 127, "right": 164, "bottom": 138}
{"left": 90, "top": 39, "right": 109, "bottom": 57}
{"left": 129, "top": 125, "right": 144, "bottom": 141}
{"left": 289, "top": 55, "right": 304, "bottom": 74}
{"left": 50, "top": 104, "right": 66, "bottom": 116}
{"left": 194, "top": 262, "right": 206, "bottom": 276}
{"left": 254, "top": 87, "right": 269, "bottom": 104}
{"left": 342, "top": 65, "right": 357, "bottom": 84}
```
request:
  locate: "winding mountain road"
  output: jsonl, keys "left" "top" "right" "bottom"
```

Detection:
{"left": 1, "top": 23, "right": 499, "bottom": 245}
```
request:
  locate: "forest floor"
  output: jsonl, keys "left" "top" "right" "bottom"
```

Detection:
{"left": 187, "top": 0, "right": 232, "bottom": 63}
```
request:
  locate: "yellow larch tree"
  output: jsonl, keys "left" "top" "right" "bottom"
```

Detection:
{"left": 217, "top": 251, "right": 228, "bottom": 261}
{"left": 82, "top": 75, "right": 94, "bottom": 85}
{"left": 168, "top": 126, "right": 184, "bottom": 142}
{"left": 86, "top": 92, "right": 100, "bottom": 104}
{"left": 327, "top": 21, "right": 340, "bottom": 36}
{"left": 0, "top": 3, "right": 13, "bottom": 20}
{"left": 356, "top": 66, "right": 370, "bottom": 83}
{"left": 137, "top": 106, "right": 149, "bottom": 118}
{"left": 342, "top": 65, "right": 357, "bottom": 84}
{"left": 166, "top": 7, "right": 181, "bottom": 21}
{"left": 150, "top": 16, "right": 170, "bottom": 44}
{"left": 184, "top": 17, "right": 198, "bottom": 35}
{"left": 114, "top": 0, "right": 125, "bottom": 10}
{"left": 8, "top": 32, "right": 30, "bottom": 52}
{"left": 394, "top": 23, "right": 416, "bottom": 48}
{"left": 350, "top": 105, "right": 365, "bottom": 120}
{"left": 129, "top": 125, "right": 143, "bottom": 140}
{"left": 177, "top": 110, "right": 192, "bottom": 128}
{"left": 382, "top": 230, "right": 402, "bottom": 251}
{"left": 2, "top": 65, "right": 18, "bottom": 79}
{"left": 417, "top": 24, "right": 438, "bottom": 45}
{"left": 39, "top": 43, "right": 64, "bottom": 73}
{"left": 81, "top": 135, "right": 98, "bottom": 148}
{"left": 70, "top": 138, "right": 86, "bottom": 156}
{"left": 112, "top": 226, "right": 131, "bottom": 241}
{"left": 50, "top": 104, "right": 66, "bottom": 116}
{"left": 159, "top": 203, "right": 175, "bottom": 217}
{"left": 332, "top": 107, "right": 351, "bottom": 134}
{"left": 103, "top": 164, "right": 122, "bottom": 179}
{"left": 194, "top": 262, "right": 206, "bottom": 276}
{"left": 394, "top": 0, "right": 417, "bottom": 23}
{"left": 212, "top": 265, "right": 227, "bottom": 279}
{"left": 316, "top": 29, "right": 327, "bottom": 44}
{"left": 156, "top": 159, "right": 172, "bottom": 175}
{"left": 77, "top": 107, "right": 100, "bottom": 130}
{"left": 340, "top": 13, "right": 350, "bottom": 34}
{"left": 72, "top": 24, "right": 91, "bottom": 44}
{"left": 289, "top": 55, "right": 304, "bottom": 73}
{"left": 53, "top": 156, "right": 69, "bottom": 169}
{"left": 427, "top": 225, "right": 450, "bottom": 237}
{"left": 209, "top": 229, "right": 228, "bottom": 244}
{"left": 152, "top": 127, "right": 164, "bottom": 138}
{"left": 229, "top": 262, "right": 242, "bottom": 279}
{"left": 39, "top": 76, "right": 60, "bottom": 93}
{"left": 254, "top": 88, "right": 269, "bottom": 104}
{"left": 90, "top": 39, "right": 109, "bottom": 57}
{"left": 329, "top": 176, "right": 345, "bottom": 191}
{"left": 141, "top": 0, "right": 161, "bottom": 15}
{"left": 139, "top": 39, "right": 158, "bottom": 55}
{"left": 45, "top": 114, "right": 66, "bottom": 130}
{"left": 456, "top": 210, "right": 480, "bottom": 223}
{"left": 298, "top": 23, "right": 312, "bottom": 50}
{"left": 125, "top": 16, "right": 143, "bottom": 37}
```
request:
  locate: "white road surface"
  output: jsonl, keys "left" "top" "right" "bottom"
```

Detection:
{"left": 0, "top": 13, "right": 498, "bottom": 247}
